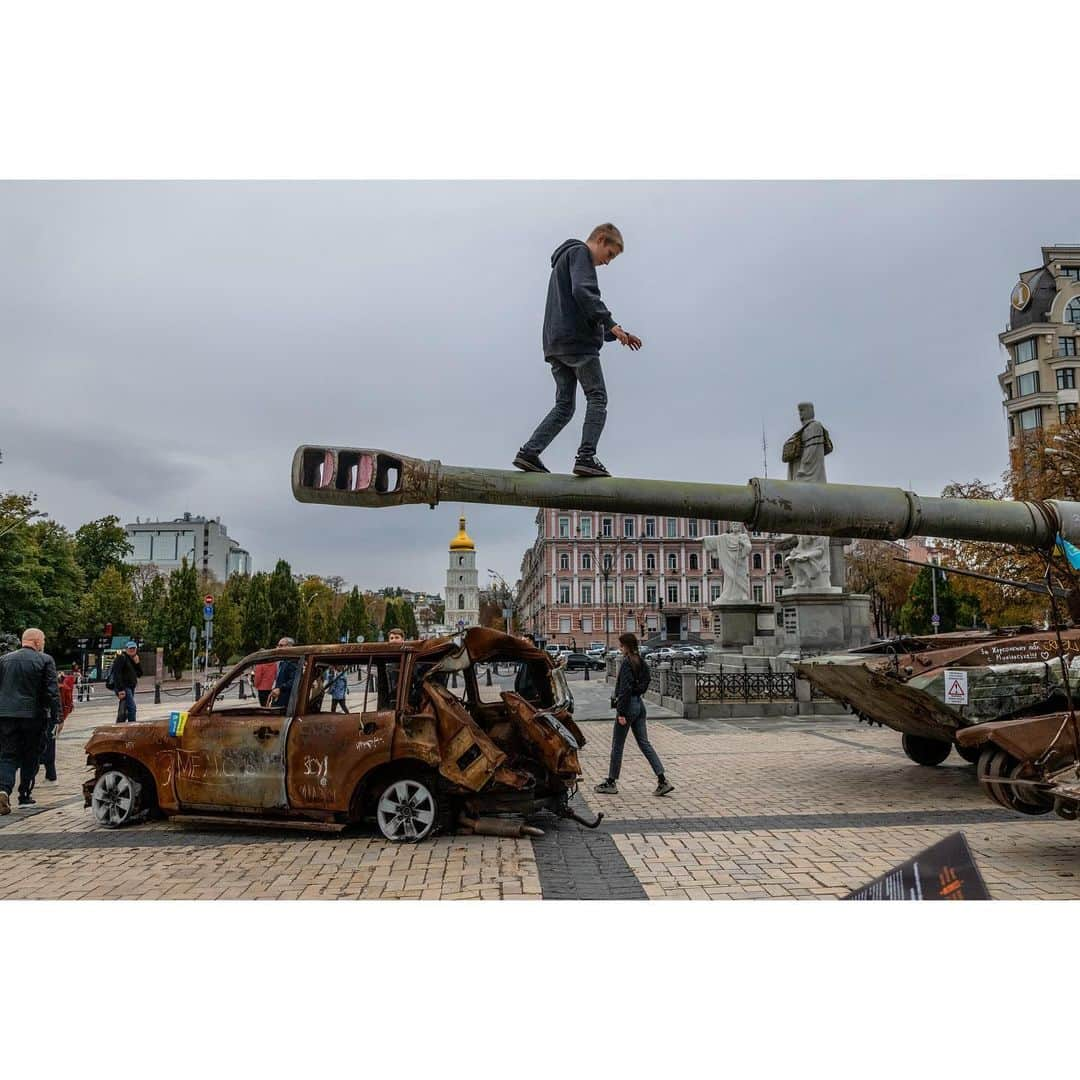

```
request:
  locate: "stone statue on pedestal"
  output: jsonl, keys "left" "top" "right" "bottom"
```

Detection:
{"left": 781, "top": 402, "right": 837, "bottom": 592}
{"left": 703, "top": 523, "right": 752, "bottom": 603}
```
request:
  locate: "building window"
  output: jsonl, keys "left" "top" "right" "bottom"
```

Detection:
{"left": 1064, "top": 268, "right": 1080, "bottom": 283}
{"left": 1018, "top": 406, "right": 1043, "bottom": 431}
{"left": 1061, "top": 404, "right": 1077, "bottom": 425}
{"left": 581, "top": 583, "right": 592, "bottom": 605}
{"left": 752, "top": 584, "right": 764, "bottom": 603}
{"left": 624, "top": 584, "right": 636, "bottom": 604}
{"left": 642, "top": 518, "right": 655, "bottom": 538}
{"left": 752, "top": 553, "right": 763, "bottom": 570}
{"left": 710, "top": 557, "right": 719, "bottom": 570}
{"left": 688, "top": 584, "right": 700, "bottom": 604}
{"left": 646, "top": 584, "right": 658, "bottom": 604}
{"left": 602, "top": 553, "right": 613, "bottom": 573}
{"left": 689, "top": 553, "right": 699, "bottom": 570}
{"left": 1067, "top": 298, "right": 1080, "bottom": 325}
{"left": 709, "top": 521, "right": 720, "bottom": 535}
{"left": 1008, "top": 416, "right": 1016, "bottom": 437}
{"left": 579, "top": 516, "right": 592, "bottom": 538}
{"left": 558, "top": 583, "right": 571, "bottom": 605}
{"left": 667, "top": 553, "right": 678, "bottom": 571}
{"left": 646, "top": 553, "right": 656, "bottom": 572}
{"left": 1014, "top": 338, "right": 1038, "bottom": 364}
{"left": 558, "top": 516, "right": 570, "bottom": 538}
{"left": 624, "top": 553, "right": 634, "bottom": 571}
{"left": 458, "top": 593, "right": 464, "bottom": 609}
{"left": 604, "top": 583, "right": 615, "bottom": 604}
{"left": 773, "top": 552, "right": 784, "bottom": 569}
{"left": 601, "top": 517, "right": 613, "bottom": 538}
{"left": 1059, "top": 337, "right": 1078, "bottom": 358}
{"left": 559, "top": 616, "right": 571, "bottom": 633}
{"left": 688, "top": 519, "right": 699, "bottom": 538}
{"left": 667, "top": 583, "right": 679, "bottom": 603}
{"left": 710, "top": 584, "right": 722, "bottom": 602}
{"left": 775, "top": 585, "right": 785, "bottom": 600}
{"left": 1016, "top": 371, "right": 1040, "bottom": 396}
{"left": 1058, "top": 368, "right": 1076, "bottom": 390}
{"left": 1004, "top": 381, "right": 1013, "bottom": 400}
{"left": 581, "top": 616, "right": 593, "bottom": 633}
{"left": 665, "top": 517, "right": 678, "bottom": 538}
{"left": 581, "top": 553, "right": 592, "bottom": 570}
{"left": 623, "top": 517, "right": 635, "bottom": 538}
{"left": 559, "top": 552, "right": 570, "bottom": 570}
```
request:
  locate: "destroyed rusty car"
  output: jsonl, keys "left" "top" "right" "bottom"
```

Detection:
{"left": 83, "top": 628, "right": 598, "bottom": 841}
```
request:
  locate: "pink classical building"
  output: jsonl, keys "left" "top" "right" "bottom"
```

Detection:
{"left": 517, "top": 508, "right": 788, "bottom": 647}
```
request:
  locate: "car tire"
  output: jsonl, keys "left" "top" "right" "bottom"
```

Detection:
{"left": 90, "top": 767, "right": 146, "bottom": 828}
{"left": 901, "top": 733, "right": 952, "bottom": 767}
{"left": 953, "top": 741, "right": 982, "bottom": 765}
{"left": 374, "top": 773, "right": 440, "bottom": 842}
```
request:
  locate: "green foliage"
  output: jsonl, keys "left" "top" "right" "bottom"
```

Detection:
{"left": 138, "top": 574, "right": 169, "bottom": 647}
{"left": 28, "top": 520, "right": 85, "bottom": 650}
{"left": 298, "top": 577, "right": 337, "bottom": 645}
{"left": 241, "top": 573, "right": 272, "bottom": 654}
{"left": 267, "top": 559, "right": 300, "bottom": 643}
{"left": 898, "top": 566, "right": 958, "bottom": 635}
{"left": 338, "top": 586, "right": 371, "bottom": 643}
{"left": 164, "top": 558, "right": 201, "bottom": 679}
{"left": 382, "top": 599, "right": 399, "bottom": 639}
{"left": 211, "top": 580, "right": 243, "bottom": 668}
{"left": 399, "top": 600, "right": 418, "bottom": 639}
{"left": 74, "top": 515, "right": 132, "bottom": 584}
{"left": 0, "top": 491, "right": 46, "bottom": 634}
{"left": 77, "top": 566, "right": 137, "bottom": 638}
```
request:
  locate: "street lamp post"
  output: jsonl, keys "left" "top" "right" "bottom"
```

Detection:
{"left": 487, "top": 568, "right": 515, "bottom": 634}
{"left": 602, "top": 554, "right": 612, "bottom": 651}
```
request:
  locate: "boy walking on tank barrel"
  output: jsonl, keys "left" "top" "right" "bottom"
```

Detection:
{"left": 514, "top": 223, "right": 642, "bottom": 479}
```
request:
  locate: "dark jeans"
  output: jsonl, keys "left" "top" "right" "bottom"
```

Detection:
{"left": 607, "top": 697, "right": 664, "bottom": 780}
{"left": 522, "top": 355, "right": 608, "bottom": 460}
{"left": 330, "top": 698, "right": 349, "bottom": 713}
{"left": 40, "top": 724, "right": 57, "bottom": 780}
{"left": 0, "top": 716, "right": 46, "bottom": 797}
{"left": 116, "top": 690, "right": 137, "bottom": 723}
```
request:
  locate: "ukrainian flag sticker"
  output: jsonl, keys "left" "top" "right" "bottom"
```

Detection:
{"left": 168, "top": 710, "right": 188, "bottom": 737}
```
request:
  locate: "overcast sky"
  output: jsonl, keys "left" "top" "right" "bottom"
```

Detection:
{"left": 2, "top": 181, "right": 1078, "bottom": 594}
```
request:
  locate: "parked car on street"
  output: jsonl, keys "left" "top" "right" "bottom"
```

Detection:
{"left": 564, "top": 652, "right": 606, "bottom": 671}
{"left": 83, "top": 628, "right": 599, "bottom": 842}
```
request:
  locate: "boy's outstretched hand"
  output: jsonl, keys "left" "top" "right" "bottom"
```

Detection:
{"left": 612, "top": 325, "right": 643, "bottom": 351}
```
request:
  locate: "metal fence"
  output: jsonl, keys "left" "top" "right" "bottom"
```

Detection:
{"left": 697, "top": 671, "right": 796, "bottom": 702}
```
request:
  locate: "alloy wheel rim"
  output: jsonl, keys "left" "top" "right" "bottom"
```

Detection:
{"left": 376, "top": 779, "right": 436, "bottom": 841}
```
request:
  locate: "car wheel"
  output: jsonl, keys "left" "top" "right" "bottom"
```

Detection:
{"left": 375, "top": 775, "right": 440, "bottom": 842}
{"left": 90, "top": 767, "right": 145, "bottom": 828}
{"left": 953, "top": 741, "right": 982, "bottom": 765}
{"left": 900, "top": 733, "right": 952, "bottom": 767}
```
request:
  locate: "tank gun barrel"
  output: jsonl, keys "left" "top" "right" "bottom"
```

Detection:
{"left": 291, "top": 444, "right": 1080, "bottom": 549}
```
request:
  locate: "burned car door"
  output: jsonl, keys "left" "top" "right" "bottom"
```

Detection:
{"left": 172, "top": 658, "right": 299, "bottom": 811}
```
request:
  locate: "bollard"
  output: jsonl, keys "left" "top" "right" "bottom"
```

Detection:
{"left": 584, "top": 663, "right": 590, "bottom": 681}
{"left": 194, "top": 680, "right": 202, "bottom": 699}
{"left": 452, "top": 671, "right": 458, "bottom": 689}
{"left": 367, "top": 672, "right": 375, "bottom": 693}
{"left": 486, "top": 666, "right": 493, "bottom": 686}
{"left": 154, "top": 682, "right": 161, "bottom": 704}
{"left": 239, "top": 678, "right": 247, "bottom": 699}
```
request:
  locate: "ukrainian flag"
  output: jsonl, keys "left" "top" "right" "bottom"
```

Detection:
{"left": 1056, "top": 535, "right": 1080, "bottom": 571}
{"left": 168, "top": 710, "right": 188, "bottom": 737}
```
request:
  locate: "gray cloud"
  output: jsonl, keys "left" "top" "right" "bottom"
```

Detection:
{"left": 1, "top": 181, "right": 1077, "bottom": 591}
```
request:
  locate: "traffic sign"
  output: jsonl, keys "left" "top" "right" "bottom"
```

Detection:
{"left": 189, "top": 626, "right": 198, "bottom": 643}
{"left": 944, "top": 669, "right": 968, "bottom": 706}
{"left": 204, "top": 595, "right": 214, "bottom": 606}
{"left": 203, "top": 605, "right": 215, "bottom": 620}
{"left": 931, "top": 614, "right": 941, "bottom": 626}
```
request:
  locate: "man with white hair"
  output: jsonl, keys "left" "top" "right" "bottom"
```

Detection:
{"left": 0, "top": 628, "right": 60, "bottom": 814}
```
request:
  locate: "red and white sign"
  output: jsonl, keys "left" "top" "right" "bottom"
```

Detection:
{"left": 204, "top": 595, "right": 215, "bottom": 606}
{"left": 944, "top": 669, "right": 968, "bottom": 706}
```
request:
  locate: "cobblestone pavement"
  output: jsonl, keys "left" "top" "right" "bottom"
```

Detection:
{"left": 3, "top": 688, "right": 1078, "bottom": 900}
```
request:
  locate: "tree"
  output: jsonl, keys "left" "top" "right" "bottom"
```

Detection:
{"left": 0, "top": 491, "right": 46, "bottom": 634}
{"left": 846, "top": 540, "right": 918, "bottom": 638}
{"left": 241, "top": 573, "right": 272, "bottom": 654}
{"left": 138, "top": 574, "right": 169, "bottom": 647}
{"left": 74, "top": 515, "right": 133, "bottom": 584}
{"left": 479, "top": 600, "right": 503, "bottom": 629}
{"left": 898, "top": 566, "right": 960, "bottom": 635}
{"left": 77, "top": 566, "right": 137, "bottom": 638}
{"left": 399, "top": 600, "right": 418, "bottom": 639}
{"left": 267, "top": 559, "right": 300, "bottom": 643}
{"left": 338, "top": 586, "right": 371, "bottom": 642}
{"left": 382, "top": 599, "right": 400, "bottom": 639}
{"left": 211, "top": 580, "right": 243, "bottom": 668}
{"left": 298, "top": 577, "right": 337, "bottom": 644}
{"left": 163, "top": 558, "right": 201, "bottom": 679}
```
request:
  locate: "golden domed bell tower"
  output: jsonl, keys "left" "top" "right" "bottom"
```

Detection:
{"left": 445, "top": 515, "right": 480, "bottom": 631}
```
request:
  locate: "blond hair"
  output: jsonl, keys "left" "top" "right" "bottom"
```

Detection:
{"left": 588, "top": 223, "right": 624, "bottom": 250}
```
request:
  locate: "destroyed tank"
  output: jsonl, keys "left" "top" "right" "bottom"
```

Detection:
{"left": 290, "top": 443, "right": 1080, "bottom": 812}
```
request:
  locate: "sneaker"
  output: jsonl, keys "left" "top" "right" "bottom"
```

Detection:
{"left": 573, "top": 455, "right": 611, "bottom": 478}
{"left": 513, "top": 449, "right": 550, "bottom": 474}
{"left": 0, "top": 792, "right": 9, "bottom": 816}
{"left": 654, "top": 779, "right": 674, "bottom": 797}
{"left": 17, "top": 794, "right": 35, "bottom": 807}
{"left": 594, "top": 779, "right": 618, "bottom": 794}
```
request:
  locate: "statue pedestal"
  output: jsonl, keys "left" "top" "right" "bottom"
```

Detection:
{"left": 710, "top": 603, "right": 774, "bottom": 648}
{"left": 775, "top": 591, "right": 872, "bottom": 658}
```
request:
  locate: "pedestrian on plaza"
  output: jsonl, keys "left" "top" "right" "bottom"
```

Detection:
{"left": 328, "top": 665, "right": 350, "bottom": 713}
{"left": 595, "top": 632, "right": 673, "bottom": 797}
{"left": 513, "top": 223, "right": 642, "bottom": 480}
{"left": 110, "top": 641, "right": 142, "bottom": 723}
{"left": 0, "top": 628, "right": 60, "bottom": 814}
{"left": 267, "top": 638, "right": 298, "bottom": 709}
{"left": 40, "top": 668, "right": 75, "bottom": 783}
{"left": 253, "top": 658, "right": 278, "bottom": 706}
{"left": 386, "top": 628, "right": 406, "bottom": 698}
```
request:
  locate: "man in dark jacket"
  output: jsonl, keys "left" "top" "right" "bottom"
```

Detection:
{"left": 514, "top": 223, "right": 642, "bottom": 479}
{"left": 0, "top": 628, "right": 60, "bottom": 813}
{"left": 111, "top": 641, "right": 142, "bottom": 723}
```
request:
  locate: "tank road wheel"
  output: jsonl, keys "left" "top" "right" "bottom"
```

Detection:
{"left": 375, "top": 776, "right": 439, "bottom": 842}
{"left": 901, "top": 734, "right": 952, "bottom": 767}
{"left": 90, "top": 768, "right": 144, "bottom": 828}
{"left": 954, "top": 741, "right": 982, "bottom": 766}
{"left": 977, "top": 747, "right": 1053, "bottom": 816}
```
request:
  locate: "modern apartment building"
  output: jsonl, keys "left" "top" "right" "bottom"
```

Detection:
{"left": 124, "top": 513, "right": 252, "bottom": 582}
{"left": 999, "top": 245, "right": 1080, "bottom": 453}
{"left": 517, "top": 508, "right": 787, "bottom": 646}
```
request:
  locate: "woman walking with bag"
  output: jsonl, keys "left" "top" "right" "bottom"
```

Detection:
{"left": 594, "top": 633, "right": 674, "bottom": 796}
